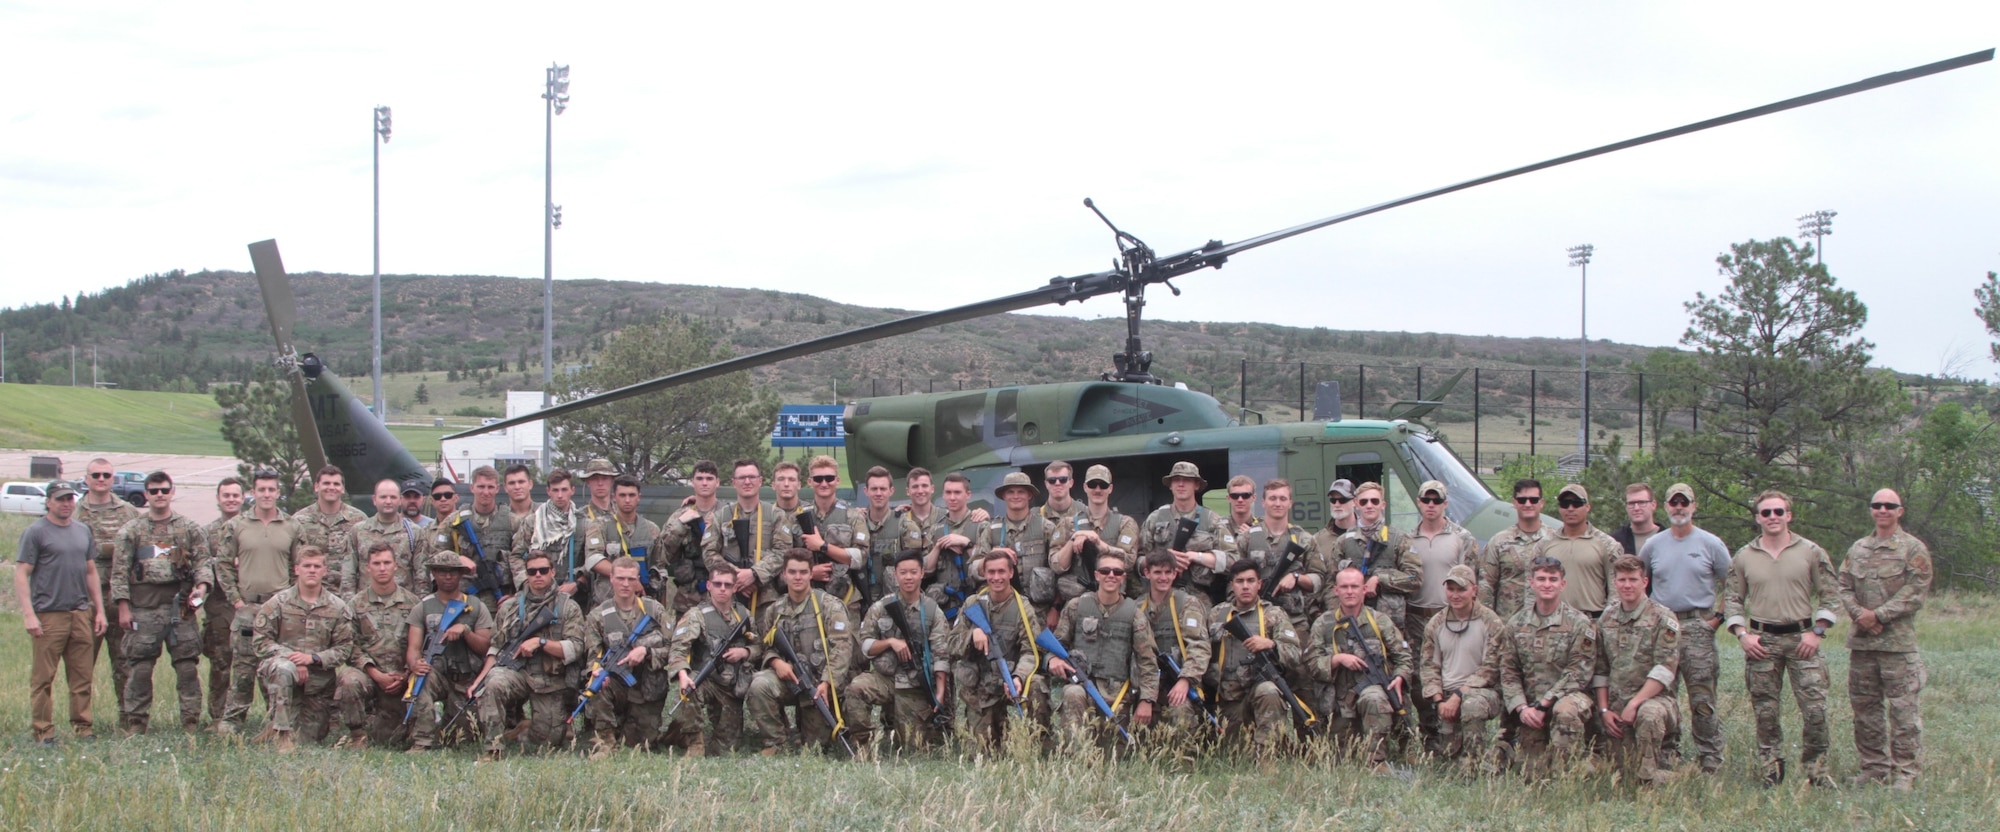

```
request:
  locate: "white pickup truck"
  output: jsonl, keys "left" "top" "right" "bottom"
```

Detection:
{"left": 2, "top": 481, "right": 49, "bottom": 515}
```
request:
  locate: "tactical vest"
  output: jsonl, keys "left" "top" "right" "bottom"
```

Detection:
{"left": 698, "top": 603, "right": 750, "bottom": 690}
{"left": 1072, "top": 594, "right": 1140, "bottom": 685}
{"left": 418, "top": 595, "right": 480, "bottom": 676}
{"left": 125, "top": 515, "right": 203, "bottom": 605}
{"left": 991, "top": 513, "right": 1054, "bottom": 607}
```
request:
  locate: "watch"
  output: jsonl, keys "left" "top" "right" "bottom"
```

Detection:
{"left": 1811, "top": 624, "right": 1827, "bottom": 637}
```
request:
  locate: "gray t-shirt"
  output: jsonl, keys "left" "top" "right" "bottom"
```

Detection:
{"left": 17, "top": 517, "right": 95, "bottom": 613}
{"left": 1638, "top": 526, "right": 1731, "bottom": 614}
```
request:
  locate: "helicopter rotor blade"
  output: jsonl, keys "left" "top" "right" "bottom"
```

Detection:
{"left": 247, "top": 239, "right": 330, "bottom": 474}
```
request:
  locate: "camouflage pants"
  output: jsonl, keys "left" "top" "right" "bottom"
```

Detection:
{"left": 477, "top": 667, "right": 573, "bottom": 751}
{"left": 1744, "top": 631, "right": 1830, "bottom": 779}
{"left": 258, "top": 658, "right": 339, "bottom": 741}
{"left": 1513, "top": 691, "right": 1592, "bottom": 777}
{"left": 202, "top": 602, "right": 233, "bottom": 722}
{"left": 1850, "top": 650, "right": 1924, "bottom": 784}
{"left": 407, "top": 671, "right": 477, "bottom": 749}
{"left": 1602, "top": 697, "right": 1678, "bottom": 783}
{"left": 843, "top": 671, "right": 944, "bottom": 751}
{"left": 1403, "top": 605, "right": 1443, "bottom": 748}
{"left": 666, "top": 677, "right": 747, "bottom": 754}
{"left": 95, "top": 581, "right": 129, "bottom": 715}
{"left": 1330, "top": 682, "right": 1401, "bottom": 763}
{"left": 1436, "top": 687, "right": 1503, "bottom": 772}
{"left": 332, "top": 666, "right": 407, "bottom": 747}
{"left": 1057, "top": 680, "right": 1142, "bottom": 748}
{"left": 221, "top": 606, "right": 263, "bottom": 727}
{"left": 121, "top": 604, "right": 203, "bottom": 731}
{"left": 1669, "top": 613, "right": 1723, "bottom": 769}
{"left": 583, "top": 673, "right": 665, "bottom": 749}
{"left": 956, "top": 672, "right": 1053, "bottom": 751}
{"left": 1218, "top": 680, "right": 1291, "bottom": 755}
{"left": 748, "top": 669, "right": 852, "bottom": 752}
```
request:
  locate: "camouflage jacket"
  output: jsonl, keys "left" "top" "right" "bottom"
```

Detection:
{"left": 1500, "top": 601, "right": 1597, "bottom": 714}
{"left": 1140, "top": 589, "right": 1212, "bottom": 685}
{"left": 349, "top": 584, "right": 420, "bottom": 675}
{"left": 1053, "top": 505, "right": 1140, "bottom": 599}
{"left": 949, "top": 588, "right": 1040, "bottom": 708}
{"left": 1306, "top": 606, "right": 1414, "bottom": 696}
{"left": 1480, "top": 524, "right": 1550, "bottom": 620}
{"left": 490, "top": 588, "right": 585, "bottom": 694}
{"left": 431, "top": 506, "right": 516, "bottom": 589}
{"left": 853, "top": 505, "right": 908, "bottom": 602}
{"left": 1593, "top": 598, "right": 1680, "bottom": 709}
{"left": 585, "top": 513, "right": 661, "bottom": 596}
{"left": 654, "top": 502, "right": 722, "bottom": 599}
{"left": 791, "top": 500, "right": 869, "bottom": 603}
{"left": 293, "top": 503, "right": 368, "bottom": 596}
{"left": 584, "top": 597, "right": 673, "bottom": 700}
{"left": 1838, "top": 530, "right": 1933, "bottom": 653}
{"left": 756, "top": 588, "right": 853, "bottom": 687}
{"left": 1334, "top": 524, "right": 1423, "bottom": 602}
{"left": 79, "top": 496, "right": 140, "bottom": 584}
{"left": 913, "top": 509, "right": 987, "bottom": 614}
{"left": 858, "top": 592, "right": 950, "bottom": 690}
{"left": 1419, "top": 602, "right": 1508, "bottom": 700}
{"left": 352, "top": 513, "right": 432, "bottom": 597}
{"left": 666, "top": 599, "right": 759, "bottom": 693}
{"left": 1139, "top": 503, "right": 1235, "bottom": 598}
{"left": 974, "top": 511, "right": 1056, "bottom": 610}
{"left": 1051, "top": 593, "right": 1159, "bottom": 700}
{"left": 1230, "top": 522, "right": 1322, "bottom": 625}
{"left": 1208, "top": 599, "right": 1301, "bottom": 695}
{"left": 702, "top": 501, "right": 794, "bottom": 589}
{"left": 110, "top": 512, "right": 213, "bottom": 608}
{"left": 251, "top": 585, "right": 355, "bottom": 669}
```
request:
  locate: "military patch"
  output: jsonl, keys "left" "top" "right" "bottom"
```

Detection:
{"left": 1120, "top": 535, "right": 1133, "bottom": 546}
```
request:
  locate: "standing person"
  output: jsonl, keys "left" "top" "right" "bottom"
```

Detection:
{"left": 655, "top": 459, "right": 723, "bottom": 617}
{"left": 585, "top": 476, "right": 662, "bottom": 610}
{"left": 251, "top": 547, "right": 355, "bottom": 752}
{"left": 213, "top": 470, "right": 307, "bottom": 736}
{"left": 797, "top": 456, "right": 869, "bottom": 623}
{"left": 1232, "top": 479, "right": 1320, "bottom": 633}
{"left": 399, "top": 479, "right": 435, "bottom": 529}
{"left": 1223, "top": 474, "right": 1261, "bottom": 538}
{"left": 1140, "top": 461, "right": 1234, "bottom": 602}
{"left": 951, "top": 551, "right": 1048, "bottom": 750}
{"left": 1636, "top": 482, "right": 1731, "bottom": 774}
{"left": 916, "top": 472, "right": 986, "bottom": 621}
{"left": 1723, "top": 490, "right": 1840, "bottom": 787}
{"left": 1137, "top": 552, "right": 1211, "bottom": 732}
{"left": 404, "top": 551, "right": 496, "bottom": 753}
{"left": 975, "top": 472, "right": 1056, "bottom": 625}
{"left": 201, "top": 476, "right": 246, "bottom": 723}
{"left": 110, "top": 471, "right": 213, "bottom": 734}
{"left": 703, "top": 459, "right": 793, "bottom": 615}
{"left": 573, "top": 459, "right": 624, "bottom": 605}
{"left": 292, "top": 465, "right": 366, "bottom": 596}
{"left": 1481, "top": 479, "right": 1551, "bottom": 620}
{"left": 79, "top": 458, "right": 139, "bottom": 715}
{"left": 1610, "top": 483, "right": 1662, "bottom": 556}
{"left": 1403, "top": 479, "right": 1481, "bottom": 751}
{"left": 435, "top": 466, "right": 516, "bottom": 603}
{"left": 1047, "top": 551, "right": 1159, "bottom": 746}
{"left": 1594, "top": 555, "right": 1682, "bottom": 787}
{"left": 852, "top": 466, "right": 909, "bottom": 616}
{"left": 748, "top": 550, "right": 853, "bottom": 756}
{"left": 15, "top": 483, "right": 107, "bottom": 744}
{"left": 842, "top": 550, "right": 951, "bottom": 753}
{"left": 472, "top": 552, "right": 585, "bottom": 761}
{"left": 1308, "top": 566, "right": 1411, "bottom": 768}
{"left": 1537, "top": 484, "right": 1620, "bottom": 618}
{"left": 1037, "top": 462, "right": 1083, "bottom": 547}
{"left": 523, "top": 469, "right": 589, "bottom": 607}
{"left": 1054, "top": 464, "right": 1140, "bottom": 600}
{"left": 352, "top": 478, "right": 432, "bottom": 596}
{"left": 1333, "top": 482, "right": 1422, "bottom": 634}
{"left": 1311, "top": 479, "right": 1358, "bottom": 558}
{"left": 1419, "top": 565, "right": 1507, "bottom": 776}
{"left": 665, "top": 569, "right": 759, "bottom": 756}
{"left": 1838, "top": 488, "right": 1933, "bottom": 790}
{"left": 1211, "top": 560, "right": 1303, "bottom": 756}
{"left": 1500, "top": 556, "right": 1597, "bottom": 779}
{"left": 333, "top": 541, "right": 421, "bottom": 750}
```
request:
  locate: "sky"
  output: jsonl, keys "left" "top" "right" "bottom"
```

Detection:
{"left": 3, "top": 2, "right": 1996, "bottom": 377}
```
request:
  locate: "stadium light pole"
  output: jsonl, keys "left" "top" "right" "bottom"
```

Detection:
{"left": 1567, "top": 243, "right": 1594, "bottom": 462}
{"left": 541, "top": 64, "right": 569, "bottom": 471}
{"left": 1797, "top": 209, "right": 1836, "bottom": 267}
{"left": 372, "top": 105, "right": 392, "bottom": 422}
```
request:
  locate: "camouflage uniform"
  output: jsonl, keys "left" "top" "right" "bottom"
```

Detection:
{"left": 517, "top": 502, "right": 589, "bottom": 610}
{"left": 477, "top": 588, "right": 585, "bottom": 754}
{"left": 110, "top": 512, "right": 213, "bottom": 731}
{"left": 747, "top": 588, "right": 853, "bottom": 752}
{"left": 793, "top": 501, "right": 871, "bottom": 624}
{"left": 252, "top": 585, "right": 355, "bottom": 741}
{"left": 664, "top": 598, "right": 759, "bottom": 754}
{"left": 1500, "top": 602, "right": 1597, "bottom": 776}
{"left": 1594, "top": 598, "right": 1681, "bottom": 784}
{"left": 351, "top": 511, "right": 433, "bottom": 597}
{"left": 1333, "top": 525, "right": 1423, "bottom": 636}
{"left": 404, "top": 590, "right": 496, "bottom": 749}
{"left": 80, "top": 497, "right": 140, "bottom": 714}
{"left": 950, "top": 589, "right": 1050, "bottom": 749}
{"left": 842, "top": 592, "right": 950, "bottom": 751}
{"left": 585, "top": 514, "right": 663, "bottom": 612}
{"left": 1049, "top": 593, "right": 1158, "bottom": 745}
{"left": 200, "top": 515, "right": 238, "bottom": 721}
{"left": 1210, "top": 599, "right": 1303, "bottom": 755}
{"left": 213, "top": 511, "right": 306, "bottom": 730}
{"left": 1307, "top": 607, "right": 1412, "bottom": 763}
{"left": 907, "top": 508, "right": 986, "bottom": 620}
{"left": 854, "top": 506, "right": 909, "bottom": 612}
{"left": 974, "top": 511, "right": 1057, "bottom": 619}
{"left": 1839, "top": 530, "right": 1933, "bottom": 787}
{"left": 1419, "top": 602, "right": 1508, "bottom": 772}
{"left": 1139, "top": 589, "right": 1212, "bottom": 730}
{"left": 703, "top": 501, "right": 794, "bottom": 614}
{"left": 292, "top": 503, "right": 367, "bottom": 597}
{"left": 653, "top": 503, "right": 721, "bottom": 616}
{"left": 1138, "top": 504, "right": 1235, "bottom": 602}
{"left": 431, "top": 505, "right": 517, "bottom": 599}
{"left": 1229, "top": 523, "right": 1320, "bottom": 633}
{"left": 1723, "top": 535, "right": 1839, "bottom": 783}
{"left": 579, "top": 595, "right": 673, "bottom": 751}
{"left": 1053, "top": 505, "right": 1140, "bottom": 600}
{"left": 334, "top": 583, "right": 420, "bottom": 747}
{"left": 1480, "top": 525, "right": 1549, "bottom": 621}
{"left": 573, "top": 504, "right": 632, "bottom": 611}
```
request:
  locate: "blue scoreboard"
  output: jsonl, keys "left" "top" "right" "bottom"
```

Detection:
{"left": 772, "top": 404, "right": 846, "bottom": 448}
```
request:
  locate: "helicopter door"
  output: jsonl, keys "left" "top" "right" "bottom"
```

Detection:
{"left": 1320, "top": 445, "right": 1416, "bottom": 529}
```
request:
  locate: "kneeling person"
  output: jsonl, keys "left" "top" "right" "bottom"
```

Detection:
{"left": 1501, "top": 556, "right": 1598, "bottom": 778}
{"left": 1419, "top": 564, "right": 1507, "bottom": 774}
{"left": 748, "top": 550, "right": 854, "bottom": 755}
{"left": 665, "top": 569, "right": 759, "bottom": 756}
{"left": 844, "top": 550, "right": 951, "bottom": 753}
{"left": 581, "top": 556, "right": 673, "bottom": 758}
{"left": 404, "top": 551, "right": 496, "bottom": 752}
{"left": 1212, "top": 559, "right": 1305, "bottom": 756}
{"left": 1309, "top": 565, "right": 1412, "bottom": 766}
{"left": 475, "top": 552, "right": 585, "bottom": 760}
{"left": 1595, "top": 554, "right": 1682, "bottom": 786}
{"left": 252, "top": 547, "right": 355, "bottom": 752}
{"left": 1049, "top": 552, "right": 1159, "bottom": 745}
{"left": 334, "top": 541, "right": 421, "bottom": 749}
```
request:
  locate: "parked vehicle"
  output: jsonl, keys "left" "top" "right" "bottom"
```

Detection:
{"left": 111, "top": 471, "right": 148, "bottom": 507}
{"left": 1, "top": 482, "right": 48, "bottom": 515}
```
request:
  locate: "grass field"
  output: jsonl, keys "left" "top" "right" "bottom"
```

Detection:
{"left": 0, "top": 385, "right": 227, "bottom": 455}
{"left": 0, "top": 515, "right": 1993, "bottom": 829}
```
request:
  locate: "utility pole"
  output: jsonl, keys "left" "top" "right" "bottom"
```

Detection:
{"left": 373, "top": 105, "right": 392, "bottom": 421}
{"left": 1567, "top": 243, "right": 1594, "bottom": 462}
{"left": 541, "top": 63, "right": 569, "bottom": 472}
{"left": 1797, "top": 210, "right": 1836, "bottom": 267}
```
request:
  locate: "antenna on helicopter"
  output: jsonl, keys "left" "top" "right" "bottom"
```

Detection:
{"left": 1083, "top": 198, "right": 1179, "bottom": 384}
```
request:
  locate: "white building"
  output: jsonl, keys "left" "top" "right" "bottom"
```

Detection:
{"left": 439, "top": 391, "right": 547, "bottom": 479}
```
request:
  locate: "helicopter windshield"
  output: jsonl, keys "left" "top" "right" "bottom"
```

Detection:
{"left": 1399, "top": 430, "right": 1494, "bottom": 526}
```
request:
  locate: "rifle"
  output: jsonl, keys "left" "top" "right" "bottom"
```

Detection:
{"left": 1338, "top": 613, "right": 1408, "bottom": 720}
{"left": 769, "top": 626, "right": 857, "bottom": 757}
{"left": 1258, "top": 540, "right": 1308, "bottom": 600}
{"left": 960, "top": 601, "right": 1023, "bottom": 715}
{"left": 1033, "top": 629, "right": 1134, "bottom": 744}
{"left": 730, "top": 518, "right": 754, "bottom": 568}
{"left": 402, "top": 599, "right": 468, "bottom": 725}
{"left": 882, "top": 597, "right": 950, "bottom": 726}
{"left": 567, "top": 613, "right": 656, "bottom": 724}
{"left": 453, "top": 510, "right": 510, "bottom": 605}
{"left": 1156, "top": 649, "right": 1221, "bottom": 729}
{"left": 664, "top": 614, "right": 747, "bottom": 723}
{"left": 1222, "top": 614, "right": 1318, "bottom": 736}
{"left": 442, "top": 600, "right": 561, "bottom": 734}
{"left": 1166, "top": 517, "right": 1208, "bottom": 599}
{"left": 797, "top": 510, "right": 827, "bottom": 564}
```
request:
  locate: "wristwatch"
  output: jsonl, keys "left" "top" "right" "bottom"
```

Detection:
{"left": 1811, "top": 624, "right": 1827, "bottom": 637}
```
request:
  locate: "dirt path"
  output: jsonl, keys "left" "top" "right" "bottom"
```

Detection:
{"left": 0, "top": 448, "right": 242, "bottom": 525}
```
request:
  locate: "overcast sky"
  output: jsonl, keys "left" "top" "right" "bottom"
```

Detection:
{"left": 4, "top": 2, "right": 1996, "bottom": 377}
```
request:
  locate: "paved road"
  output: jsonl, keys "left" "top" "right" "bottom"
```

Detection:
{"left": 0, "top": 448, "right": 242, "bottom": 525}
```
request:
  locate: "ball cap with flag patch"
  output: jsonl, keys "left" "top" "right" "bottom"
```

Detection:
{"left": 1443, "top": 563, "right": 1477, "bottom": 589}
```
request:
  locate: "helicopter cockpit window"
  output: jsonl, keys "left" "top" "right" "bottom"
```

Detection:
{"left": 993, "top": 389, "right": 1019, "bottom": 439}
{"left": 1400, "top": 432, "right": 1494, "bottom": 526}
{"left": 934, "top": 393, "right": 987, "bottom": 459}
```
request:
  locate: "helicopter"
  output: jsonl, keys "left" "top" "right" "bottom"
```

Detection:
{"left": 260, "top": 49, "right": 1991, "bottom": 536}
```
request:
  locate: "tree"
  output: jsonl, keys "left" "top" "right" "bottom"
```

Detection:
{"left": 547, "top": 313, "right": 779, "bottom": 482}
{"left": 1975, "top": 270, "right": 2000, "bottom": 372}
{"left": 1662, "top": 237, "right": 1901, "bottom": 540}
{"left": 1629, "top": 349, "right": 1701, "bottom": 453}
{"left": 1861, "top": 401, "right": 2000, "bottom": 589}
{"left": 214, "top": 367, "right": 313, "bottom": 512}
{"left": 414, "top": 382, "right": 430, "bottom": 405}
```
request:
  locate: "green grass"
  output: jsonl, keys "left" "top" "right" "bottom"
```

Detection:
{"left": 0, "top": 385, "right": 228, "bottom": 456}
{"left": 2, "top": 505, "right": 1995, "bottom": 829}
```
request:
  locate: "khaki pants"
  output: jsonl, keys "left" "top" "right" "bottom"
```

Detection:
{"left": 30, "top": 609, "right": 98, "bottom": 741}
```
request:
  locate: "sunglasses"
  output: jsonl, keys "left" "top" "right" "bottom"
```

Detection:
{"left": 1556, "top": 499, "right": 1587, "bottom": 509}
{"left": 432, "top": 491, "right": 456, "bottom": 500}
{"left": 1869, "top": 502, "right": 1901, "bottom": 511}
{"left": 1096, "top": 567, "right": 1126, "bottom": 577}
{"left": 525, "top": 567, "right": 554, "bottom": 576}
{"left": 810, "top": 475, "right": 838, "bottom": 484}
{"left": 1354, "top": 497, "right": 1382, "bottom": 506}
{"left": 1045, "top": 476, "right": 1071, "bottom": 485}
{"left": 89, "top": 472, "right": 114, "bottom": 479}
{"left": 1085, "top": 481, "right": 1111, "bottom": 489}
{"left": 1759, "top": 507, "right": 1788, "bottom": 517}
{"left": 146, "top": 487, "right": 172, "bottom": 495}
{"left": 1418, "top": 496, "right": 1445, "bottom": 505}
{"left": 1667, "top": 498, "right": 1692, "bottom": 507}
{"left": 1530, "top": 556, "right": 1565, "bottom": 571}
{"left": 1228, "top": 492, "right": 1255, "bottom": 500}
{"left": 1327, "top": 496, "right": 1351, "bottom": 504}
{"left": 1514, "top": 496, "right": 1543, "bottom": 504}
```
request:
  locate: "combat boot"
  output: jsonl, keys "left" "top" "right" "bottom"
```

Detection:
{"left": 344, "top": 729, "right": 370, "bottom": 751}
{"left": 251, "top": 724, "right": 278, "bottom": 744}
{"left": 478, "top": 745, "right": 504, "bottom": 763}
{"left": 1761, "top": 758, "right": 1786, "bottom": 787}
{"left": 274, "top": 730, "right": 297, "bottom": 755}
{"left": 684, "top": 737, "right": 706, "bottom": 758}
{"left": 588, "top": 734, "right": 617, "bottom": 761}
